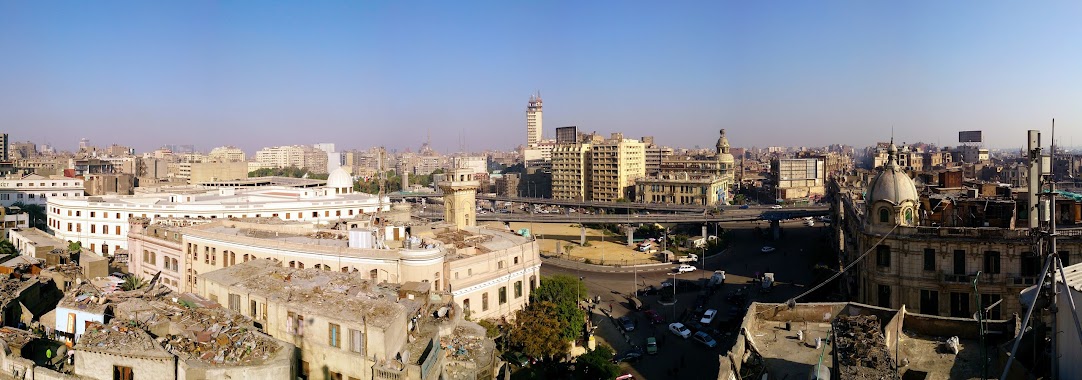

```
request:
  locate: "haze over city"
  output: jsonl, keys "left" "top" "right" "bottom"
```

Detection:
{"left": 2, "top": 1, "right": 1081, "bottom": 152}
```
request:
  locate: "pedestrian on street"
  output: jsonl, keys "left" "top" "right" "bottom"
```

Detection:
{"left": 609, "top": 303, "right": 613, "bottom": 313}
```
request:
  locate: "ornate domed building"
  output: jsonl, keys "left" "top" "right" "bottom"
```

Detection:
{"left": 865, "top": 143, "right": 920, "bottom": 230}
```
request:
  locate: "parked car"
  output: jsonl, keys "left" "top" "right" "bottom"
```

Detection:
{"left": 613, "top": 348, "right": 643, "bottom": 363}
{"left": 739, "top": 204, "right": 750, "bottom": 209}
{"left": 668, "top": 322, "right": 692, "bottom": 339}
{"left": 761, "top": 246, "right": 776, "bottom": 253}
{"left": 502, "top": 351, "right": 529, "bottom": 367}
{"left": 676, "top": 264, "right": 697, "bottom": 273}
{"left": 644, "top": 309, "right": 665, "bottom": 324}
{"left": 709, "top": 270, "right": 726, "bottom": 287}
{"left": 684, "top": 320, "right": 705, "bottom": 332}
{"left": 700, "top": 309, "right": 718, "bottom": 324}
{"left": 771, "top": 205, "right": 783, "bottom": 209}
{"left": 645, "top": 337, "right": 658, "bottom": 355}
{"left": 618, "top": 316, "right": 635, "bottom": 332}
{"left": 693, "top": 331, "right": 718, "bottom": 348}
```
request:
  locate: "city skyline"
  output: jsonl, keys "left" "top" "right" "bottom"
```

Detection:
{"left": 2, "top": 1, "right": 1081, "bottom": 153}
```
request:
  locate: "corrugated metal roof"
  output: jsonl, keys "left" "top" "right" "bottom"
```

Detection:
{"left": 1063, "top": 262, "right": 1082, "bottom": 293}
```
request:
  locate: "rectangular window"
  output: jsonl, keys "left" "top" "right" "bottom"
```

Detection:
{"left": 350, "top": 329, "right": 364, "bottom": 353}
{"left": 983, "top": 251, "right": 1001, "bottom": 274}
{"left": 250, "top": 300, "right": 258, "bottom": 318}
{"left": 877, "top": 284, "right": 891, "bottom": 308}
{"left": 116, "top": 226, "right": 121, "bottom": 235}
{"left": 876, "top": 245, "right": 890, "bottom": 267}
{"left": 499, "top": 287, "right": 507, "bottom": 304}
{"left": 514, "top": 281, "right": 523, "bottom": 298}
{"left": 923, "top": 248, "right": 936, "bottom": 271}
{"left": 482, "top": 293, "right": 489, "bottom": 311}
{"left": 498, "top": 260, "right": 504, "bottom": 269}
{"left": 953, "top": 250, "right": 966, "bottom": 275}
{"left": 328, "top": 323, "right": 341, "bottom": 348}
{"left": 1021, "top": 252, "right": 1039, "bottom": 277}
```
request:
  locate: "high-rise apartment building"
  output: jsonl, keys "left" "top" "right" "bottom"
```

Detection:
{"left": 208, "top": 146, "right": 246, "bottom": 162}
{"left": 254, "top": 145, "right": 328, "bottom": 173}
{"left": 551, "top": 143, "right": 592, "bottom": 201}
{"left": 590, "top": 134, "right": 645, "bottom": 202}
{"left": 526, "top": 93, "right": 543, "bottom": 146}
{"left": 0, "top": 133, "right": 9, "bottom": 162}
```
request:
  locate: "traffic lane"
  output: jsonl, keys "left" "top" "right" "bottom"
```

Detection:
{"left": 709, "top": 221, "right": 828, "bottom": 288}
{"left": 617, "top": 289, "right": 726, "bottom": 379}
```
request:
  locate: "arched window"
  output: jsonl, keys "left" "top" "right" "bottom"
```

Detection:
{"left": 904, "top": 209, "right": 914, "bottom": 225}
{"left": 879, "top": 208, "right": 890, "bottom": 223}
{"left": 314, "top": 264, "right": 322, "bottom": 270}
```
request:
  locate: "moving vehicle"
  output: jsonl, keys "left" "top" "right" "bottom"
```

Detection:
{"left": 762, "top": 273, "right": 775, "bottom": 292}
{"left": 645, "top": 337, "right": 658, "bottom": 355}
{"left": 675, "top": 253, "right": 698, "bottom": 263}
{"left": 693, "top": 331, "right": 718, "bottom": 348}
{"left": 761, "top": 246, "right": 776, "bottom": 253}
{"left": 700, "top": 309, "right": 718, "bottom": 324}
{"left": 618, "top": 316, "right": 635, "bottom": 332}
{"left": 668, "top": 322, "right": 692, "bottom": 339}
{"left": 708, "top": 270, "right": 726, "bottom": 287}
{"left": 804, "top": 220, "right": 815, "bottom": 227}
{"left": 676, "top": 264, "right": 697, "bottom": 274}
{"left": 771, "top": 204, "right": 783, "bottom": 209}
{"left": 739, "top": 204, "right": 750, "bottom": 209}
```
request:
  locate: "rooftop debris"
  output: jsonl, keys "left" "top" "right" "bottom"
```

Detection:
{"left": 833, "top": 314, "right": 894, "bottom": 377}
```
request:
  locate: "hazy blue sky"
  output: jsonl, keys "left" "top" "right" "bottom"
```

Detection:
{"left": 1, "top": 1, "right": 1080, "bottom": 154}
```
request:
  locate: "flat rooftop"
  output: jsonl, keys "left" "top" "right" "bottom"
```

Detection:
{"left": 199, "top": 259, "right": 407, "bottom": 329}
{"left": 10, "top": 228, "right": 63, "bottom": 246}
{"left": 738, "top": 302, "right": 1009, "bottom": 380}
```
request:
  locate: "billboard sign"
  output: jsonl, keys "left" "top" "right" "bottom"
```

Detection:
{"left": 959, "top": 131, "right": 982, "bottom": 143}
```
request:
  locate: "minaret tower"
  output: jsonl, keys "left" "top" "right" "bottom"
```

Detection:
{"left": 526, "top": 92, "right": 543, "bottom": 147}
{"left": 438, "top": 161, "right": 480, "bottom": 229}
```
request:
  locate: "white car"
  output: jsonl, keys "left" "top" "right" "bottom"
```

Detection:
{"left": 771, "top": 205, "right": 783, "bottom": 209}
{"left": 676, "top": 264, "right": 697, "bottom": 274}
{"left": 761, "top": 246, "right": 776, "bottom": 253}
{"left": 668, "top": 322, "right": 692, "bottom": 339}
{"left": 700, "top": 309, "right": 718, "bottom": 324}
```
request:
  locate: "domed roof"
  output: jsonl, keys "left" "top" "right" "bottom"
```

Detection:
{"left": 867, "top": 144, "right": 918, "bottom": 205}
{"left": 716, "top": 129, "right": 735, "bottom": 164}
{"left": 327, "top": 167, "right": 352, "bottom": 189}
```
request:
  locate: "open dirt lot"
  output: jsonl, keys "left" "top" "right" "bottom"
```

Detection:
{"left": 481, "top": 222, "right": 665, "bottom": 265}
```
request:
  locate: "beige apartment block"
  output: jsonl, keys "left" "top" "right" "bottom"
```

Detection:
{"left": 551, "top": 143, "right": 592, "bottom": 201}
{"left": 590, "top": 134, "right": 645, "bottom": 202}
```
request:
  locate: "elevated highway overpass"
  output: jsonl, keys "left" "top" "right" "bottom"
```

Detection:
{"left": 415, "top": 206, "right": 830, "bottom": 224}
{"left": 391, "top": 192, "right": 798, "bottom": 213}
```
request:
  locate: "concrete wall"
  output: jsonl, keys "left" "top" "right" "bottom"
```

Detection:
{"left": 75, "top": 349, "right": 176, "bottom": 380}
{"left": 54, "top": 307, "right": 106, "bottom": 344}
{"left": 189, "top": 162, "right": 249, "bottom": 184}
{"left": 180, "top": 341, "right": 294, "bottom": 380}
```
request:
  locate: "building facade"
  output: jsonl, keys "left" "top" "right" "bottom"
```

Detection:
{"left": 551, "top": 143, "right": 592, "bottom": 201}
{"left": 526, "top": 93, "right": 543, "bottom": 147}
{"left": 836, "top": 144, "right": 1081, "bottom": 320}
{"left": 0, "top": 174, "right": 85, "bottom": 207}
{"left": 48, "top": 184, "right": 388, "bottom": 255}
{"left": 208, "top": 146, "right": 247, "bottom": 162}
{"left": 590, "top": 135, "right": 645, "bottom": 202}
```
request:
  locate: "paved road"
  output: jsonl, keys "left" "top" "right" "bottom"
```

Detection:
{"left": 538, "top": 220, "right": 834, "bottom": 380}
{"left": 415, "top": 208, "right": 830, "bottom": 223}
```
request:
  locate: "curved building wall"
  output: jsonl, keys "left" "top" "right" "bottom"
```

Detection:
{"left": 47, "top": 187, "right": 388, "bottom": 256}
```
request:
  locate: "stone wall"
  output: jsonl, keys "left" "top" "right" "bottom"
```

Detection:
{"left": 75, "top": 349, "right": 176, "bottom": 380}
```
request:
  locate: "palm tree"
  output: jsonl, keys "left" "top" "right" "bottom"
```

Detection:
{"left": 121, "top": 276, "right": 147, "bottom": 291}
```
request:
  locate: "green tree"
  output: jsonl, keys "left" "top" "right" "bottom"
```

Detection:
{"left": 0, "top": 240, "right": 16, "bottom": 257}
{"left": 530, "top": 275, "right": 587, "bottom": 341}
{"left": 574, "top": 344, "right": 619, "bottom": 380}
{"left": 11, "top": 202, "right": 45, "bottom": 229}
{"left": 506, "top": 301, "right": 569, "bottom": 362}
{"left": 248, "top": 166, "right": 329, "bottom": 180}
{"left": 67, "top": 241, "right": 82, "bottom": 252}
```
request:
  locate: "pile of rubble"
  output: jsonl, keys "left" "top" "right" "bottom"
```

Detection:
{"left": 833, "top": 315, "right": 893, "bottom": 377}
{"left": 158, "top": 305, "right": 281, "bottom": 365}
{"left": 78, "top": 321, "right": 158, "bottom": 353}
{"left": 435, "top": 230, "right": 491, "bottom": 251}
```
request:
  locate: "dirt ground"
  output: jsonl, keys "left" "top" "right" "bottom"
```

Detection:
{"left": 481, "top": 222, "right": 665, "bottom": 265}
